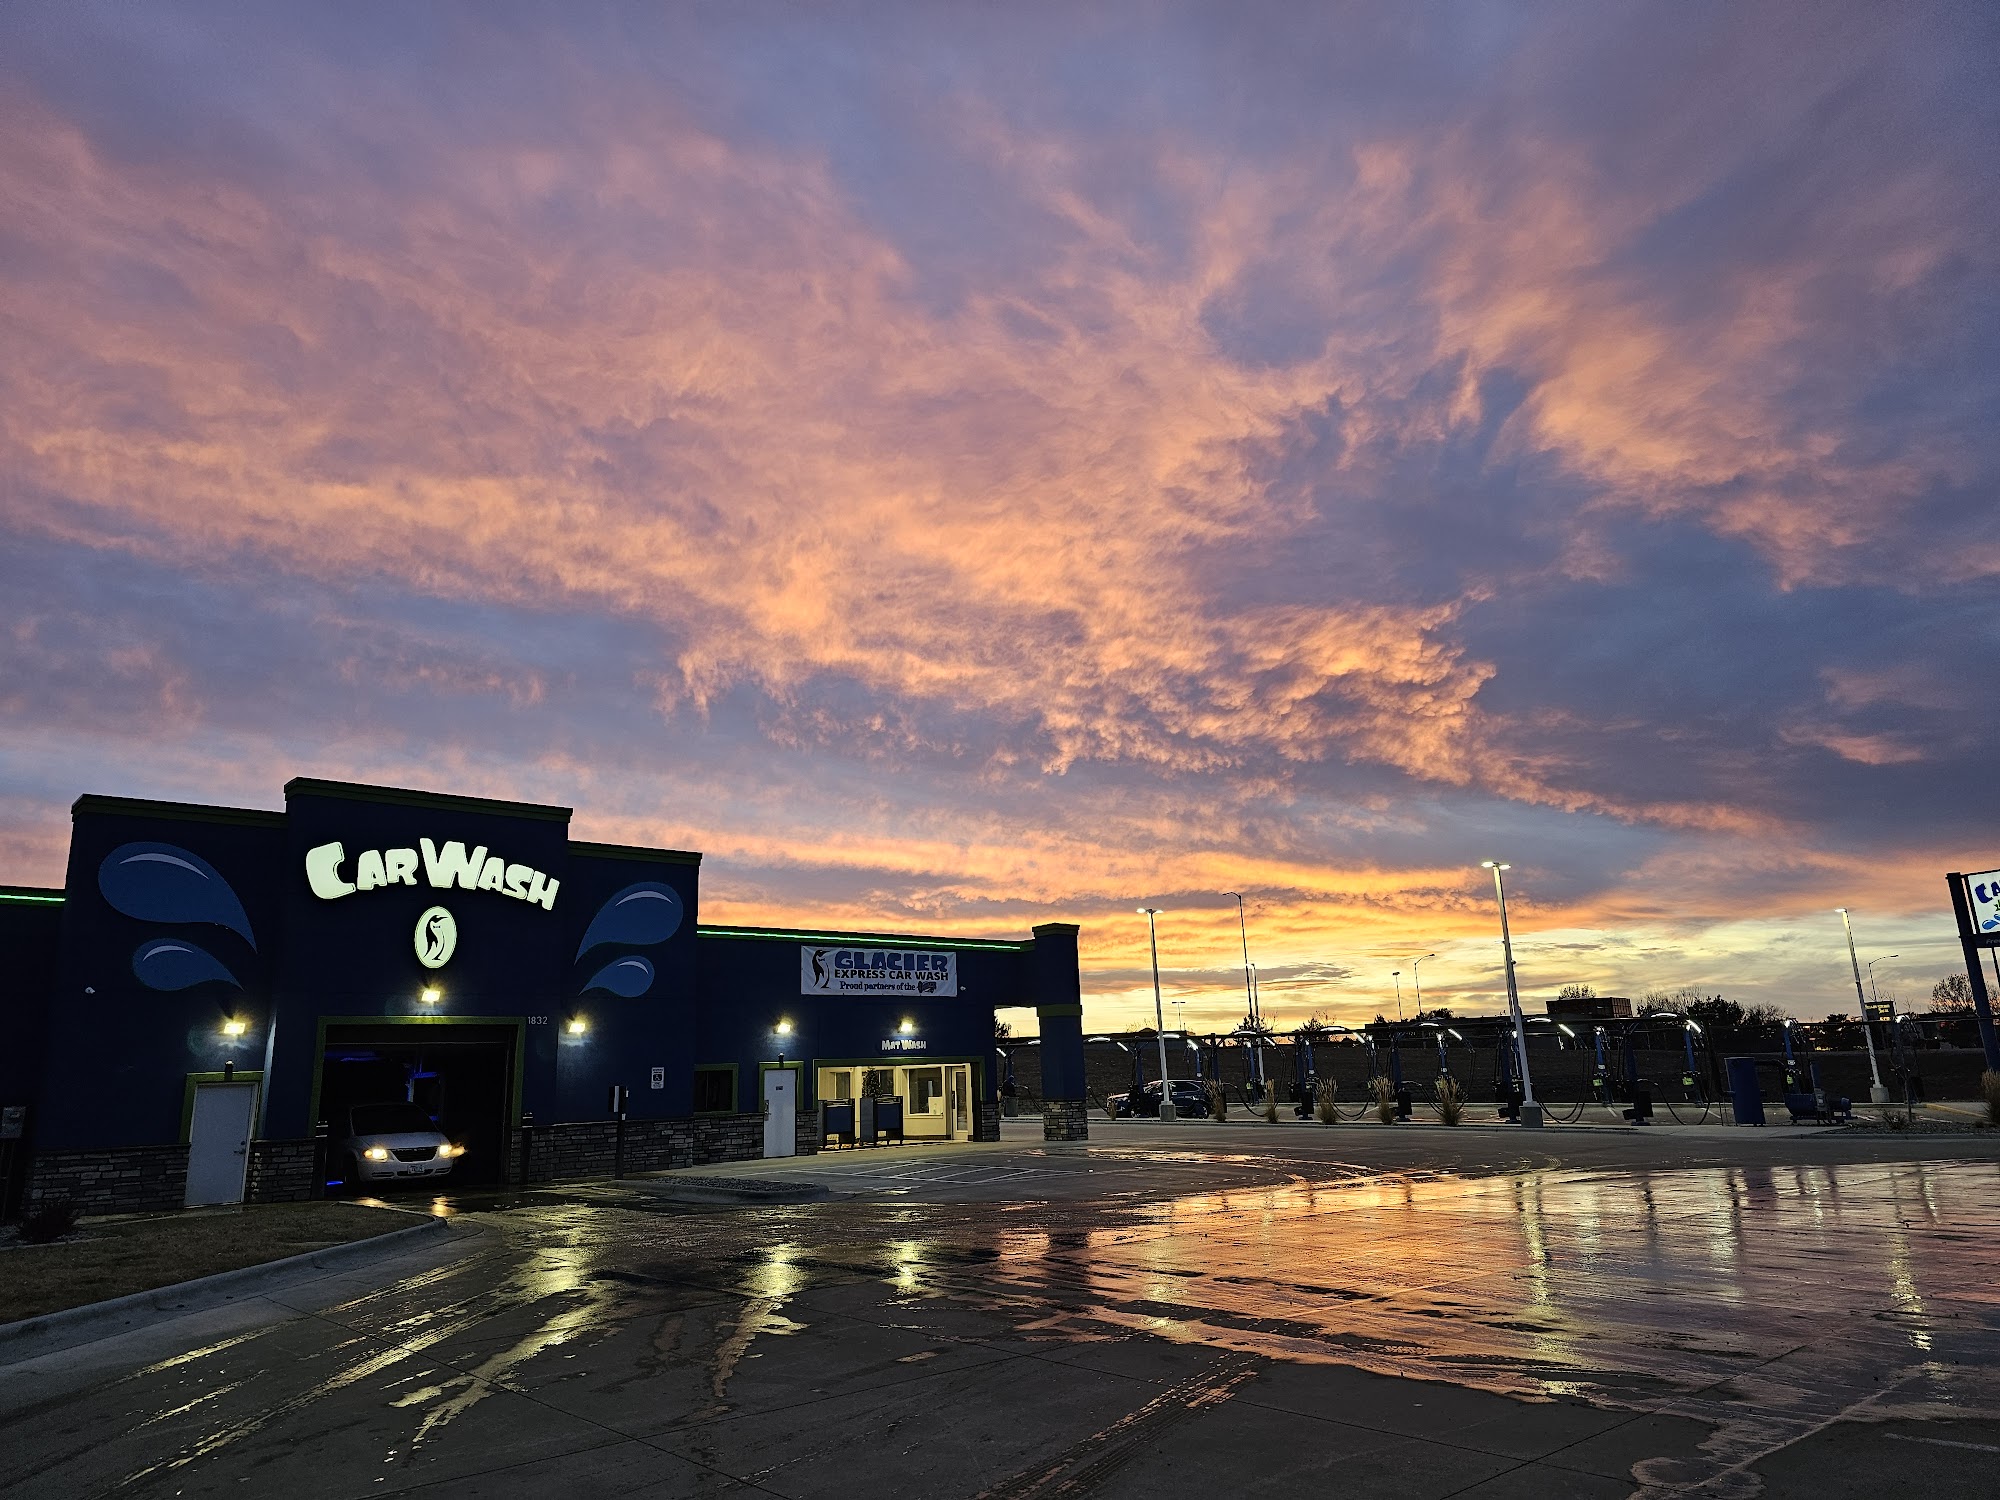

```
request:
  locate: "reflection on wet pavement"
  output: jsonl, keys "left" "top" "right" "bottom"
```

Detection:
{"left": 4, "top": 1146, "right": 1999, "bottom": 1498}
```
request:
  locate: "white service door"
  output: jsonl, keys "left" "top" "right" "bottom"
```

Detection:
{"left": 762, "top": 1069, "right": 797, "bottom": 1158}
{"left": 185, "top": 1083, "right": 256, "bottom": 1206}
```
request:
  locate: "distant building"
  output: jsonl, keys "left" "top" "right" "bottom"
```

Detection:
{"left": 1546, "top": 994, "right": 1633, "bottom": 1020}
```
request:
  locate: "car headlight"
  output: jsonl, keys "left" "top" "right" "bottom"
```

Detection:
{"left": 363, "top": 1146, "right": 390, "bottom": 1161}
{"left": 439, "top": 1143, "right": 465, "bottom": 1158}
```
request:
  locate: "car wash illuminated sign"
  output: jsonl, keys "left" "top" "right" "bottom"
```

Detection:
{"left": 305, "top": 838, "right": 560, "bottom": 911}
{"left": 801, "top": 946, "right": 957, "bottom": 996}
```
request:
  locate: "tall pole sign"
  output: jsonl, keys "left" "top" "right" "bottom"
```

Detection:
{"left": 1946, "top": 871, "right": 2000, "bottom": 1073}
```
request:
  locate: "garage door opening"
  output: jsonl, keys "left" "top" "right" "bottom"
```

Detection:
{"left": 317, "top": 1021, "right": 518, "bottom": 1191}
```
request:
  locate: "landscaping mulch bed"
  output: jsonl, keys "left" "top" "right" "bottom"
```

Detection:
{"left": 0, "top": 1201, "right": 417, "bottom": 1324}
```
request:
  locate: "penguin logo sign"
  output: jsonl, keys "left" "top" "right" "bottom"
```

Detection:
{"left": 415, "top": 906, "right": 458, "bottom": 969}
{"left": 1970, "top": 870, "right": 2000, "bottom": 935}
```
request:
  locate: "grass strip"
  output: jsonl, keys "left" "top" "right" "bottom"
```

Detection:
{"left": 0, "top": 1201, "right": 416, "bottom": 1323}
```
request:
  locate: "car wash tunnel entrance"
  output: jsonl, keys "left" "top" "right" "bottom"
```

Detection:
{"left": 314, "top": 1020, "right": 519, "bottom": 1190}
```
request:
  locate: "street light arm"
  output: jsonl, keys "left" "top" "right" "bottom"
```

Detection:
{"left": 1485, "top": 861, "right": 1537, "bottom": 1111}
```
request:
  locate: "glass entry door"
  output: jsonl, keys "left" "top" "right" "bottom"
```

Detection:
{"left": 905, "top": 1066, "right": 947, "bottom": 1137}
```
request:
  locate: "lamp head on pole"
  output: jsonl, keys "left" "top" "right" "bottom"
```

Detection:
{"left": 1481, "top": 860, "right": 1509, "bottom": 871}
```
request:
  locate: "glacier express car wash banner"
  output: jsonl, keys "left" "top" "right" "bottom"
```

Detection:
{"left": 801, "top": 945, "right": 959, "bottom": 996}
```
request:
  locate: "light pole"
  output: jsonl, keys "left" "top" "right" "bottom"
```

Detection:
{"left": 1226, "top": 893, "right": 1256, "bottom": 1025}
{"left": 1138, "top": 908, "right": 1175, "bottom": 1123}
{"left": 1392, "top": 970, "right": 1403, "bottom": 1022}
{"left": 1245, "top": 958, "right": 1266, "bottom": 1086}
{"left": 1411, "top": 953, "right": 1436, "bottom": 1017}
{"left": 1838, "top": 908, "right": 1889, "bottom": 1104}
{"left": 1867, "top": 955, "right": 1899, "bottom": 1011}
{"left": 1482, "top": 860, "right": 1540, "bottom": 1127}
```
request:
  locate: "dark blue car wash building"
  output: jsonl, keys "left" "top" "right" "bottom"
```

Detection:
{"left": 0, "top": 778, "right": 1090, "bottom": 1214}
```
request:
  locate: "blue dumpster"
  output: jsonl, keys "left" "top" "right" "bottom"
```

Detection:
{"left": 1726, "top": 1057, "right": 1765, "bottom": 1125}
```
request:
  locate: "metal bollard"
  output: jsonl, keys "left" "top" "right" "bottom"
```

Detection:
{"left": 310, "top": 1119, "right": 330, "bottom": 1199}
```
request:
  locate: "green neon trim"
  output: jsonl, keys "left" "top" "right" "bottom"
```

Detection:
{"left": 0, "top": 889, "right": 63, "bottom": 905}
{"left": 697, "top": 924, "right": 1029, "bottom": 951}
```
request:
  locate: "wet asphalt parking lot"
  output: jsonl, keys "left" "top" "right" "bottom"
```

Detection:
{"left": 3, "top": 1119, "right": 1998, "bottom": 1499}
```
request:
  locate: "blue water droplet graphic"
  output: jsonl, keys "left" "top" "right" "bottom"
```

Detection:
{"left": 575, "top": 882, "right": 682, "bottom": 959}
{"left": 133, "top": 938, "right": 241, "bottom": 992}
{"left": 581, "top": 955, "right": 654, "bottom": 998}
{"left": 99, "top": 843, "right": 256, "bottom": 948}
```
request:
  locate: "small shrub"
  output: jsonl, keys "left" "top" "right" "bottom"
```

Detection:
{"left": 1208, "top": 1083, "right": 1228, "bottom": 1122}
{"left": 1369, "top": 1075, "right": 1397, "bottom": 1124}
{"left": 1982, "top": 1071, "right": 2000, "bottom": 1127}
{"left": 19, "top": 1196, "right": 82, "bottom": 1245}
{"left": 1883, "top": 1108, "right": 1909, "bottom": 1131}
{"left": 1261, "top": 1094, "right": 1279, "bottom": 1123}
{"left": 1435, "top": 1076, "right": 1465, "bottom": 1126}
{"left": 1313, "top": 1082, "right": 1339, "bottom": 1125}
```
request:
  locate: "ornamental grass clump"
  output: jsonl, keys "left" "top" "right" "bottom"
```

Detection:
{"left": 1313, "top": 1083, "right": 1339, "bottom": 1125}
{"left": 18, "top": 1196, "right": 82, "bottom": 1245}
{"left": 1208, "top": 1083, "right": 1229, "bottom": 1122}
{"left": 1983, "top": 1071, "right": 2000, "bottom": 1127}
{"left": 1369, "top": 1075, "right": 1397, "bottom": 1124}
{"left": 1434, "top": 1076, "right": 1466, "bottom": 1126}
{"left": 1261, "top": 1094, "right": 1280, "bottom": 1123}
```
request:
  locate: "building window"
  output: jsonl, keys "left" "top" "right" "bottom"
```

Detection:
{"left": 693, "top": 1066, "right": 736, "bottom": 1113}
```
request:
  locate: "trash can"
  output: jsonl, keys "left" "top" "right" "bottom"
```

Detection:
{"left": 1726, "top": 1058, "right": 1765, "bottom": 1125}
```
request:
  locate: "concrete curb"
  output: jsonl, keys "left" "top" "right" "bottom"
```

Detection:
{"left": 0, "top": 1211, "right": 452, "bottom": 1360}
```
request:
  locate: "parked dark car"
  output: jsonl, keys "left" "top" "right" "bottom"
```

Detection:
{"left": 1106, "top": 1079, "right": 1210, "bottom": 1118}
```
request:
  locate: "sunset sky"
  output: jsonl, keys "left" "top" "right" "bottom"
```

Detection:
{"left": 3, "top": 4, "right": 1995, "bottom": 1032}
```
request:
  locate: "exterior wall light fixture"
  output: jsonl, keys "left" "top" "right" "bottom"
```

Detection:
{"left": 567, "top": 1017, "right": 588, "bottom": 1036}
{"left": 420, "top": 987, "right": 442, "bottom": 1004}
{"left": 898, "top": 1018, "right": 915, "bottom": 1035}
{"left": 776, "top": 1019, "right": 794, "bottom": 1037}
{"left": 222, "top": 1019, "right": 247, "bottom": 1038}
